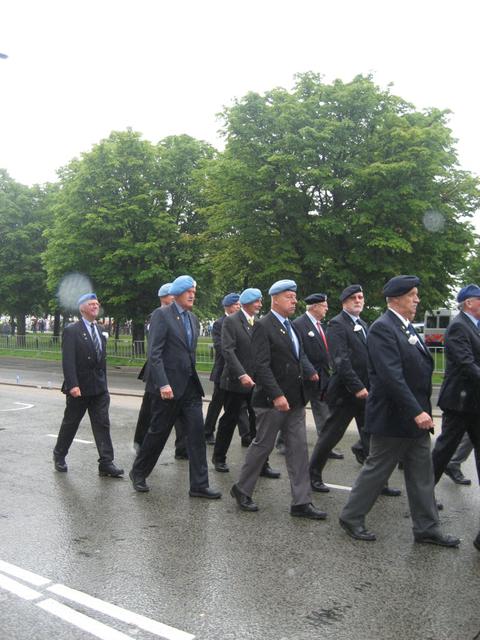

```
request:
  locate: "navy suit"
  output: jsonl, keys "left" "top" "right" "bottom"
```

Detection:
{"left": 341, "top": 309, "right": 440, "bottom": 538}
{"left": 54, "top": 320, "right": 116, "bottom": 465}
{"left": 131, "top": 303, "right": 209, "bottom": 489}
{"left": 432, "top": 311, "right": 480, "bottom": 484}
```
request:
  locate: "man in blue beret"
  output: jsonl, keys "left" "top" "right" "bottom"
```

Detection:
{"left": 431, "top": 284, "right": 480, "bottom": 550}
{"left": 212, "top": 288, "right": 280, "bottom": 478}
{"left": 129, "top": 275, "right": 221, "bottom": 499}
{"left": 340, "top": 275, "right": 460, "bottom": 547}
{"left": 231, "top": 279, "right": 326, "bottom": 519}
{"left": 203, "top": 293, "right": 241, "bottom": 445}
{"left": 53, "top": 293, "right": 124, "bottom": 477}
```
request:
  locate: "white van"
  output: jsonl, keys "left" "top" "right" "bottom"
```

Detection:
{"left": 423, "top": 308, "right": 458, "bottom": 346}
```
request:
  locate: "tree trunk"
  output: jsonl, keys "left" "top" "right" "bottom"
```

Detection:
{"left": 16, "top": 314, "right": 26, "bottom": 346}
{"left": 53, "top": 310, "right": 61, "bottom": 338}
{"left": 132, "top": 320, "right": 145, "bottom": 356}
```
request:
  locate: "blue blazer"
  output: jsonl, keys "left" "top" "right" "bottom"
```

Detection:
{"left": 365, "top": 309, "right": 433, "bottom": 438}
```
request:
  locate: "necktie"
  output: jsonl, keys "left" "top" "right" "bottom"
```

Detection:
{"left": 182, "top": 311, "right": 193, "bottom": 348}
{"left": 316, "top": 321, "right": 328, "bottom": 351}
{"left": 284, "top": 319, "right": 298, "bottom": 358}
{"left": 355, "top": 319, "right": 366, "bottom": 340}
{"left": 477, "top": 320, "right": 480, "bottom": 330}
{"left": 248, "top": 316, "right": 254, "bottom": 326}
{"left": 407, "top": 323, "right": 425, "bottom": 351}
{"left": 90, "top": 323, "right": 101, "bottom": 359}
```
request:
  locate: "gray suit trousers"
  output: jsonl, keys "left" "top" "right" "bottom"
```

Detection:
{"left": 341, "top": 433, "right": 440, "bottom": 537}
{"left": 237, "top": 406, "right": 311, "bottom": 506}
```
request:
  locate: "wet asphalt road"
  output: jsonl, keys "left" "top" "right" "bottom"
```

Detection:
{"left": 0, "top": 358, "right": 479, "bottom": 640}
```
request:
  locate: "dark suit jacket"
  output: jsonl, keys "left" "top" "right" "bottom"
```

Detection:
{"left": 61, "top": 320, "right": 108, "bottom": 396}
{"left": 251, "top": 311, "right": 315, "bottom": 409}
{"left": 144, "top": 303, "right": 204, "bottom": 398}
{"left": 438, "top": 311, "right": 480, "bottom": 414}
{"left": 220, "top": 310, "right": 255, "bottom": 394}
{"left": 293, "top": 313, "right": 330, "bottom": 397}
{"left": 209, "top": 315, "right": 226, "bottom": 384}
{"left": 325, "top": 310, "right": 369, "bottom": 405}
{"left": 365, "top": 309, "right": 434, "bottom": 438}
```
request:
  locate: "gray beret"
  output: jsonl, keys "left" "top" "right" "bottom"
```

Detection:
{"left": 339, "top": 285, "right": 363, "bottom": 302}
{"left": 305, "top": 293, "right": 327, "bottom": 304}
{"left": 383, "top": 275, "right": 420, "bottom": 297}
{"left": 268, "top": 279, "right": 297, "bottom": 295}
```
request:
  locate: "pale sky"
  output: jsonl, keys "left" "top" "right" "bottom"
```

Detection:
{"left": 1, "top": 0, "right": 479, "bottom": 197}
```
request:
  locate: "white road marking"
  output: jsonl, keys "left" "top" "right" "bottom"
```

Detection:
{"left": 0, "top": 559, "right": 51, "bottom": 586}
{"left": 46, "top": 434, "right": 94, "bottom": 444}
{"left": 326, "top": 483, "right": 352, "bottom": 492}
{"left": 0, "top": 402, "right": 34, "bottom": 412}
{"left": 0, "top": 573, "right": 43, "bottom": 600}
{"left": 48, "top": 584, "right": 195, "bottom": 640}
{"left": 37, "top": 599, "right": 134, "bottom": 640}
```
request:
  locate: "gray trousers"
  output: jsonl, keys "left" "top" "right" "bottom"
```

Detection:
{"left": 446, "top": 432, "right": 473, "bottom": 471}
{"left": 237, "top": 406, "right": 311, "bottom": 506}
{"left": 340, "top": 433, "right": 440, "bottom": 537}
{"left": 310, "top": 395, "right": 330, "bottom": 436}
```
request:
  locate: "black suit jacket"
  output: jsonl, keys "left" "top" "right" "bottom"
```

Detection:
{"left": 209, "top": 315, "right": 226, "bottom": 384}
{"left": 365, "top": 309, "right": 434, "bottom": 438}
{"left": 144, "top": 303, "right": 204, "bottom": 398}
{"left": 251, "top": 311, "right": 315, "bottom": 409}
{"left": 325, "top": 310, "right": 369, "bottom": 404}
{"left": 438, "top": 311, "right": 480, "bottom": 414}
{"left": 293, "top": 313, "right": 330, "bottom": 397}
{"left": 61, "top": 320, "right": 108, "bottom": 396}
{"left": 220, "top": 310, "right": 255, "bottom": 394}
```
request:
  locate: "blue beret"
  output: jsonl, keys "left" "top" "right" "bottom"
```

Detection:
{"left": 383, "top": 275, "right": 420, "bottom": 298}
{"left": 77, "top": 292, "right": 97, "bottom": 306}
{"left": 169, "top": 275, "right": 196, "bottom": 296}
{"left": 239, "top": 288, "right": 262, "bottom": 304}
{"left": 305, "top": 293, "right": 327, "bottom": 304}
{"left": 339, "top": 285, "right": 363, "bottom": 302}
{"left": 158, "top": 282, "right": 172, "bottom": 298}
{"left": 457, "top": 284, "right": 480, "bottom": 303}
{"left": 268, "top": 279, "right": 297, "bottom": 295}
{"left": 222, "top": 292, "right": 240, "bottom": 307}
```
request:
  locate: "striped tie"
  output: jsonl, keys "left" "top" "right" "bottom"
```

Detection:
{"left": 90, "top": 323, "right": 101, "bottom": 359}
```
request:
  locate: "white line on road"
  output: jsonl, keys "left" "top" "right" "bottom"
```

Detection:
{"left": 46, "top": 434, "right": 94, "bottom": 444}
{"left": 0, "top": 559, "right": 51, "bottom": 586}
{"left": 326, "top": 483, "right": 352, "bottom": 492}
{"left": 0, "top": 573, "right": 43, "bottom": 600}
{"left": 48, "top": 584, "right": 196, "bottom": 640}
{"left": 0, "top": 402, "right": 34, "bottom": 412}
{"left": 37, "top": 598, "right": 135, "bottom": 640}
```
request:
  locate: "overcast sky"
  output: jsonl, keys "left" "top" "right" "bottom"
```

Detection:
{"left": 1, "top": 0, "right": 479, "bottom": 195}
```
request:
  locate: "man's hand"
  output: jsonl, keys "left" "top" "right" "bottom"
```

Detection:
{"left": 355, "top": 388, "right": 368, "bottom": 399}
{"left": 309, "top": 373, "right": 320, "bottom": 382}
{"left": 273, "top": 395, "right": 290, "bottom": 412}
{"left": 160, "top": 385, "right": 174, "bottom": 400}
{"left": 69, "top": 386, "right": 81, "bottom": 398}
{"left": 239, "top": 374, "right": 255, "bottom": 388}
{"left": 414, "top": 411, "right": 434, "bottom": 430}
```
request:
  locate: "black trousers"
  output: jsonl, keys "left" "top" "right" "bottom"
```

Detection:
{"left": 133, "top": 390, "right": 187, "bottom": 454}
{"left": 213, "top": 390, "right": 256, "bottom": 463}
{"left": 131, "top": 379, "right": 209, "bottom": 489}
{"left": 309, "top": 398, "right": 370, "bottom": 479}
{"left": 432, "top": 409, "right": 480, "bottom": 484}
{"left": 54, "top": 391, "right": 114, "bottom": 464}
{"left": 203, "top": 383, "right": 225, "bottom": 437}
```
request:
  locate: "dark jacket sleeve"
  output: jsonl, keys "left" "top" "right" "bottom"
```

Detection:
{"left": 445, "top": 321, "right": 480, "bottom": 383}
{"left": 328, "top": 320, "right": 365, "bottom": 394}
{"left": 252, "top": 322, "right": 284, "bottom": 400}
{"left": 62, "top": 325, "right": 78, "bottom": 392}
{"left": 147, "top": 308, "right": 170, "bottom": 390}
{"left": 221, "top": 316, "right": 246, "bottom": 380}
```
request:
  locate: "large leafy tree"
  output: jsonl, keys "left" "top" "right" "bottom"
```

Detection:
{"left": 0, "top": 170, "right": 50, "bottom": 336}
{"left": 204, "top": 74, "right": 480, "bottom": 316}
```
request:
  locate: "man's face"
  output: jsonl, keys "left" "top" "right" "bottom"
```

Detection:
{"left": 175, "top": 287, "right": 196, "bottom": 310}
{"left": 225, "top": 301, "right": 241, "bottom": 315}
{"left": 80, "top": 299, "right": 100, "bottom": 322}
{"left": 394, "top": 287, "right": 420, "bottom": 321}
{"left": 310, "top": 301, "right": 328, "bottom": 321}
{"left": 272, "top": 291, "right": 297, "bottom": 317}
{"left": 243, "top": 299, "right": 262, "bottom": 316}
{"left": 159, "top": 294, "right": 174, "bottom": 307}
{"left": 343, "top": 292, "right": 365, "bottom": 316}
{"left": 465, "top": 296, "right": 480, "bottom": 320}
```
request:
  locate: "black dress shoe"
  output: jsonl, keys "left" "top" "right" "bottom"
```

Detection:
{"left": 436, "top": 500, "right": 444, "bottom": 511}
{"left": 53, "top": 456, "right": 68, "bottom": 472}
{"left": 230, "top": 484, "right": 258, "bottom": 511}
{"left": 259, "top": 464, "right": 281, "bottom": 479}
{"left": 328, "top": 449, "right": 344, "bottom": 460}
{"left": 291, "top": 503, "right": 327, "bottom": 520}
{"left": 473, "top": 532, "right": 480, "bottom": 551}
{"left": 129, "top": 470, "right": 149, "bottom": 492}
{"left": 414, "top": 532, "right": 460, "bottom": 548}
{"left": 99, "top": 463, "right": 124, "bottom": 477}
{"left": 205, "top": 434, "right": 216, "bottom": 445}
{"left": 311, "top": 479, "right": 330, "bottom": 493}
{"left": 444, "top": 467, "right": 471, "bottom": 485}
{"left": 380, "top": 486, "right": 401, "bottom": 497}
{"left": 174, "top": 451, "right": 189, "bottom": 460}
{"left": 189, "top": 487, "right": 222, "bottom": 499}
{"left": 351, "top": 446, "right": 366, "bottom": 465}
{"left": 339, "top": 518, "right": 376, "bottom": 541}
{"left": 276, "top": 443, "right": 286, "bottom": 455}
{"left": 213, "top": 461, "right": 229, "bottom": 473}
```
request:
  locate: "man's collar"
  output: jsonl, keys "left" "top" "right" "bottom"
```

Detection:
{"left": 271, "top": 309, "right": 288, "bottom": 323}
{"left": 174, "top": 301, "right": 186, "bottom": 314}
{"left": 462, "top": 310, "right": 480, "bottom": 327}
{"left": 343, "top": 310, "right": 361, "bottom": 323}
{"left": 388, "top": 307, "right": 410, "bottom": 327}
